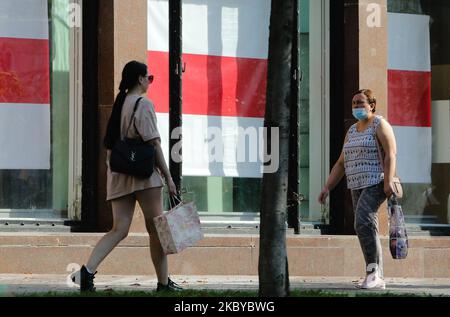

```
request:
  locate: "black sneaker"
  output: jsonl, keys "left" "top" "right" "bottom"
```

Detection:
{"left": 156, "top": 277, "right": 183, "bottom": 292}
{"left": 72, "top": 265, "right": 96, "bottom": 292}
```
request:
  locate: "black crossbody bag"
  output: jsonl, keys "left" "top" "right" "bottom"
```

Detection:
{"left": 110, "top": 97, "right": 155, "bottom": 178}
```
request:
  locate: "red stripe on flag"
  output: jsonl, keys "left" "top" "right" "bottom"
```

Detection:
{"left": 0, "top": 37, "right": 50, "bottom": 104}
{"left": 388, "top": 69, "right": 431, "bottom": 127}
{"left": 148, "top": 51, "right": 169, "bottom": 113}
{"left": 148, "top": 51, "right": 267, "bottom": 118}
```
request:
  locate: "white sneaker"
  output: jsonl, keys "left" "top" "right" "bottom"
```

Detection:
{"left": 358, "top": 271, "right": 386, "bottom": 290}
{"left": 352, "top": 277, "right": 365, "bottom": 287}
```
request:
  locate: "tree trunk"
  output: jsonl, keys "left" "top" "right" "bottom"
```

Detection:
{"left": 258, "top": 0, "right": 294, "bottom": 297}
{"left": 169, "top": 0, "right": 183, "bottom": 191}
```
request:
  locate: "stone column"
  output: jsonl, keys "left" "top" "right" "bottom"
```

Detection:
{"left": 358, "top": 0, "right": 389, "bottom": 235}
{"left": 97, "top": 0, "right": 148, "bottom": 231}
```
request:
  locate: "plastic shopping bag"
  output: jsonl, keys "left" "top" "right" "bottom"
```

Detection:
{"left": 388, "top": 197, "right": 409, "bottom": 259}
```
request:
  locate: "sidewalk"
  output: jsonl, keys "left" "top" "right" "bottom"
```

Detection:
{"left": 1, "top": 274, "right": 449, "bottom": 296}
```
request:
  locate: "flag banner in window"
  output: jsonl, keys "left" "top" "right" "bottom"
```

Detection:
{"left": 0, "top": 0, "right": 50, "bottom": 169}
{"left": 388, "top": 13, "right": 431, "bottom": 184}
{"left": 147, "top": 0, "right": 271, "bottom": 178}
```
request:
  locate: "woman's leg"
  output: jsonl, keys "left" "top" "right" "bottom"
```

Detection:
{"left": 85, "top": 194, "right": 136, "bottom": 272}
{"left": 135, "top": 187, "right": 168, "bottom": 285}
{"left": 352, "top": 183, "right": 386, "bottom": 278}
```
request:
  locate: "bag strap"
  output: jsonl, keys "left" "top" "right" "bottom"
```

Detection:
{"left": 124, "top": 97, "right": 144, "bottom": 140}
{"left": 168, "top": 195, "right": 183, "bottom": 209}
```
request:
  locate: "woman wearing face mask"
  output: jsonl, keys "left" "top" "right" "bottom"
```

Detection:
{"left": 318, "top": 89, "right": 398, "bottom": 289}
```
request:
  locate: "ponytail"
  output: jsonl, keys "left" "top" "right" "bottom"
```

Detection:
{"left": 103, "top": 60, "right": 148, "bottom": 149}
{"left": 103, "top": 88, "right": 127, "bottom": 149}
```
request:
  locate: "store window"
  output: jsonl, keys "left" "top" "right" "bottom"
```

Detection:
{"left": 388, "top": 0, "right": 450, "bottom": 225}
{"left": 0, "top": 0, "right": 80, "bottom": 219}
{"left": 299, "top": 0, "right": 330, "bottom": 223}
{"left": 148, "top": 0, "right": 329, "bottom": 219}
{"left": 148, "top": 0, "right": 268, "bottom": 214}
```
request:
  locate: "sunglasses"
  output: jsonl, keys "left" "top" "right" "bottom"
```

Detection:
{"left": 146, "top": 75, "right": 154, "bottom": 83}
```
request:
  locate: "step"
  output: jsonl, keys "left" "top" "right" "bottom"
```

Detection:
{"left": 405, "top": 224, "right": 450, "bottom": 236}
{"left": 0, "top": 220, "right": 324, "bottom": 235}
{"left": 0, "top": 219, "right": 71, "bottom": 232}
{"left": 404, "top": 215, "right": 440, "bottom": 224}
{"left": 201, "top": 222, "right": 323, "bottom": 235}
{"left": 0, "top": 233, "right": 449, "bottom": 278}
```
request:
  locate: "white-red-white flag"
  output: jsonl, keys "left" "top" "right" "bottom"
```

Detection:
{"left": 388, "top": 13, "right": 431, "bottom": 184}
{"left": 147, "top": 0, "right": 270, "bottom": 177}
{"left": 0, "top": 0, "right": 50, "bottom": 169}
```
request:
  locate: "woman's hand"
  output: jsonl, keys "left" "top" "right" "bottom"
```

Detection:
{"left": 167, "top": 177, "right": 178, "bottom": 196}
{"left": 318, "top": 187, "right": 330, "bottom": 204}
{"left": 384, "top": 181, "right": 394, "bottom": 198}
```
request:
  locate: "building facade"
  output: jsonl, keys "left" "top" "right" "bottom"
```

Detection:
{"left": 0, "top": 0, "right": 449, "bottom": 236}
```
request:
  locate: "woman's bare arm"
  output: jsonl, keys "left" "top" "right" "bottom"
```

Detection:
{"left": 376, "top": 119, "right": 397, "bottom": 197}
{"left": 318, "top": 133, "right": 348, "bottom": 204}
{"left": 147, "top": 138, "right": 177, "bottom": 195}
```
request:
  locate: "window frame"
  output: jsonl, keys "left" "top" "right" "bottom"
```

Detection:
{"left": 68, "top": 0, "right": 83, "bottom": 221}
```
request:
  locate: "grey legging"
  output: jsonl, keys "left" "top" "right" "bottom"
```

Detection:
{"left": 351, "top": 182, "right": 387, "bottom": 277}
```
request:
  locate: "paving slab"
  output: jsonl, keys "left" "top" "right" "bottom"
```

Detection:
{"left": 0, "top": 274, "right": 449, "bottom": 296}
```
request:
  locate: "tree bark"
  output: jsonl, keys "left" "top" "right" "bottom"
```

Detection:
{"left": 258, "top": 0, "right": 294, "bottom": 297}
{"left": 169, "top": 0, "right": 182, "bottom": 191}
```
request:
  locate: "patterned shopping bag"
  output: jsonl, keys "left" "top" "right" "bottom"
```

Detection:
{"left": 153, "top": 199, "right": 203, "bottom": 255}
{"left": 388, "top": 197, "right": 409, "bottom": 259}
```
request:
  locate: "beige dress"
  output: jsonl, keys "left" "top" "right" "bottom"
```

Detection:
{"left": 106, "top": 95, "right": 164, "bottom": 201}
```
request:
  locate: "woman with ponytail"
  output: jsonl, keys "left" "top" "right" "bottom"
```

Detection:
{"left": 75, "top": 60, "right": 181, "bottom": 292}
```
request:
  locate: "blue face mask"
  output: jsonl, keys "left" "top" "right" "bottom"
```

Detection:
{"left": 352, "top": 108, "right": 369, "bottom": 121}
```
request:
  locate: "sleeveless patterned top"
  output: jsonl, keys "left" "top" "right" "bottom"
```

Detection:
{"left": 343, "top": 115, "right": 384, "bottom": 190}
